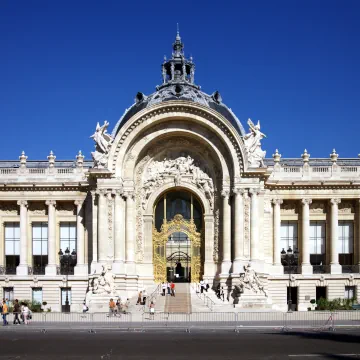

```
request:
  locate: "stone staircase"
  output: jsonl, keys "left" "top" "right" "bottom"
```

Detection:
{"left": 164, "top": 283, "right": 192, "bottom": 313}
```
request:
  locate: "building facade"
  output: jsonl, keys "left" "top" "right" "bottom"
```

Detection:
{"left": 1, "top": 33, "right": 359, "bottom": 312}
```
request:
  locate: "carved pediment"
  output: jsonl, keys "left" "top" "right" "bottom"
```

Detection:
{"left": 310, "top": 201, "right": 326, "bottom": 214}
{"left": 281, "top": 202, "right": 298, "bottom": 214}
{"left": 56, "top": 202, "right": 76, "bottom": 215}
{"left": 29, "top": 202, "right": 46, "bottom": 215}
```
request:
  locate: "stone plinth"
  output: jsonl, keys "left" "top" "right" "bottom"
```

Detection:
{"left": 86, "top": 293, "right": 118, "bottom": 313}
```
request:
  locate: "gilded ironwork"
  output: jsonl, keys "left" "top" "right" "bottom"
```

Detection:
{"left": 153, "top": 214, "right": 202, "bottom": 283}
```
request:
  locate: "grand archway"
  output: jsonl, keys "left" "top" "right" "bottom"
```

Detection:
{"left": 152, "top": 190, "right": 203, "bottom": 283}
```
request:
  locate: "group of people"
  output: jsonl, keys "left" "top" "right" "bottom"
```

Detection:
{"left": 108, "top": 297, "right": 131, "bottom": 316}
{"left": 199, "top": 279, "right": 210, "bottom": 293}
{"left": 1, "top": 299, "right": 31, "bottom": 326}
{"left": 136, "top": 289, "right": 148, "bottom": 305}
{"left": 161, "top": 282, "right": 176, "bottom": 297}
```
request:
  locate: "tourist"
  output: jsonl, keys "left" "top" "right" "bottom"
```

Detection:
{"left": 116, "top": 298, "right": 122, "bottom": 313}
{"left": 109, "top": 298, "right": 116, "bottom": 315}
{"left": 23, "top": 303, "right": 30, "bottom": 325}
{"left": 161, "top": 282, "right": 167, "bottom": 296}
{"left": 142, "top": 289, "right": 147, "bottom": 305}
{"left": 124, "top": 298, "right": 130, "bottom": 314}
{"left": 149, "top": 301, "right": 155, "bottom": 318}
{"left": 82, "top": 302, "right": 89, "bottom": 313}
{"left": 13, "top": 299, "right": 21, "bottom": 325}
{"left": 200, "top": 279, "right": 205, "bottom": 293}
{"left": 170, "top": 282, "right": 175, "bottom": 297}
{"left": 216, "top": 284, "right": 221, "bottom": 299}
{"left": 136, "top": 291, "right": 142, "bottom": 305}
{"left": 167, "top": 282, "right": 171, "bottom": 295}
{"left": 2, "top": 299, "right": 9, "bottom": 326}
{"left": 205, "top": 279, "right": 210, "bottom": 292}
{"left": 220, "top": 286, "right": 225, "bottom": 301}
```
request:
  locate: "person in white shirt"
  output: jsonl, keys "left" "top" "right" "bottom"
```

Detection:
{"left": 199, "top": 279, "right": 205, "bottom": 293}
{"left": 161, "top": 282, "right": 167, "bottom": 296}
{"left": 82, "top": 302, "right": 89, "bottom": 313}
{"left": 23, "top": 304, "right": 30, "bottom": 325}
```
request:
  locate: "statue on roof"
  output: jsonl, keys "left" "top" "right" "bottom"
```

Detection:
{"left": 243, "top": 119, "right": 267, "bottom": 168}
{"left": 90, "top": 121, "right": 113, "bottom": 168}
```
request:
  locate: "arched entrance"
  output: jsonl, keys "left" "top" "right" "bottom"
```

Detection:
{"left": 153, "top": 190, "right": 203, "bottom": 283}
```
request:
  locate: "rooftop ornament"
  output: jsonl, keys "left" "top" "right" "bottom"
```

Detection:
{"left": 330, "top": 149, "right": 339, "bottom": 163}
{"left": 301, "top": 149, "right": 310, "bottom": 163}
{"left": 272, "top": 149, "right": 281, "bottom": 163}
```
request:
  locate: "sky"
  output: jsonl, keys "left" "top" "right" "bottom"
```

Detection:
{"left": 1, "top": 0, "right": 359, "bottom": 161}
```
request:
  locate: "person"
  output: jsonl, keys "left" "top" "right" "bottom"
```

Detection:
{"left": 216, "top": 284, "right": 221, "bottom": 299}
{"left": 200, "top": 279, "right": 205, "bottom": 293}
{"left": 23, "top": 303, "right": 30, "bottom": 325}
{"left": 220, "top": 286, "right": 225, "bottom": 302}
{"left": 123, "top": 298, "right": 130, "bottom": 314}
{"left": 142, "top": 290, "right": 147, "bottom": 305}
{"left": 13, "top": 299, "right": 21, "bottom": 325}
{"left": 167, "top": 282, "right": 171, "bottom": 295}
{"left": 170, "top": 282, "right": 175, "bottom": 297}
{"left": 136, "top": 291, "right": 142, "bottom": 305}
{"left": 116, "top": 298, "right": 122, "bottom": 313}
{"left": 20, "top": 302, "right": 25, "bottom": 323}
{"left": 2, "top": 300, "right": 9, "bottom": 326}
{"left": 109, "top": 298, "right": 116, "bottom": 316}
{"left": 149, "top": 301, "right": 155, "bottom": 319}
{"left": 161, "top": 282, "right": 167, "bottom": 296}
{"left": 205, "top": 279, "right": 210, "bottom": 292}
{"left": 82, "top": 302, "right": 89, "bottom": 313}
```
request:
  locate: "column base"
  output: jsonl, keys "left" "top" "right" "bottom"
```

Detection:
{"left": 74, "top": 264, "right": 88, "bottom": 276}
{"left": 301, "top": 264, "right": 313, "bottom": 275}
{"left": 45, "top": 264, "right": 58, "bottom": 276}
{"left": 112, "top": 261, "right": 125, "bottom": 274}
{"left": 271, "top": 264, "right": 284, "bottom": 275}
{"left": 220, "top": 260, "right": 232, "bottom": 275}
{"left": 16, "top": 264, "right": 29, "bottom": 276}
{"left": 330, "top": 263, "right": 342, "bottom": 274}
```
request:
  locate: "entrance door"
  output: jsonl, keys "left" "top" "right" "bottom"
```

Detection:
{"left": 316, "top": 286, "right": 327, "bottom": 302}
{"left": 287, "top": 287, "right": 298, "bottom": 311}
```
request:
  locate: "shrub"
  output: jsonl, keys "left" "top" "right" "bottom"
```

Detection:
{"left": 316, "top": 297, "right": 357, "bottom": 311}
{"left": 310, "top": 299, "right": 316, "bottom": 304}
{"left": 18, "top": 299, "right": 42, "bottom": 313}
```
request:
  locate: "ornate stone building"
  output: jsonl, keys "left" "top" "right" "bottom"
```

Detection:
{"left": 0, "top": 32, "right": 359, "bottom": 311}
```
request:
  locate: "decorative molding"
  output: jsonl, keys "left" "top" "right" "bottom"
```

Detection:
{"left": 243, "top": 193, "right": 250, "bottom": 257}
{"left": 0, "top": 203, "right": 18, "bottom": 215}
{"left": 301, "top": 198, "right": 312, "bottom": 206}
{"left": 271, "top": 199, "right": 283, "bottom": 206}
{"left": 338, "top": 201, "right": 354, "bottom": 214}
{"left": 17, "top": 200, "right": 28, "bottom": 207}
{"left": 330, "top": 198, "right": 341, "bottom": 206}
{"left": 310, "top": 201, "right": 326, "bottom": 214}
{"left": 248, "top": 188, "right": 260, "bottom": 196}
{"left": 45, "top": 200, "right": 57, "bottom": 207}
{"left": 28, "top": 202, "right": 46, "bottom": 215}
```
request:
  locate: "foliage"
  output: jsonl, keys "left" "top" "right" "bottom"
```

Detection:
{"left": 316, "top": 297, "right": 356, "bottom": 311}
{"left": 307, "top": 307, "right": 311, "bottom": 311}
{"left": 17, "top": 299, "right": 42, "bottom": 313}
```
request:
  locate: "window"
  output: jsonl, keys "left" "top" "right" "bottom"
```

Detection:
{"left": 5, "top": 222, "right": 20, "bottom": 273}
{"left": 3, "top": 287, "right": 14, "bottom": 302}
{"left": 61, "top": 288, "right": 71, "bottom": 305}
{"left": 310, "top": 221, "right": 326, "bottom": 266}
{"left": 32, "top": 288, "right": 43, "bottom": 304}
{"left": 280, "top": 221, "right": 298, "bottom": 252}
{"left": 338, "top": 221, "right": 354, "bottom": 265}
{"left": 32, "top": 223, "right": 48, "bottom": 274}
{"left": 345, "top": 286, "right": 356, "bottom": 300}
{"left": 60, "top": 223, "right": 76, "bottom": 253}
{"left": 316, "top": 286, "right": 327, "bottom": 301}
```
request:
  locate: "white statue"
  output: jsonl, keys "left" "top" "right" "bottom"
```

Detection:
{"left": 243, "top": 119, "right": 266, "bottom": 168}
{"left": 235, "top": 263, "right": 267, "bottom": 297}
{"left": 92, "top": 264, "right": 116, "bottom": 295}
{"left": 90, "top": 121, "right": 113, "bottom": 168}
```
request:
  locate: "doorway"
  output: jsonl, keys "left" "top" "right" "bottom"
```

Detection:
{"left": 287, "top": 287, "right": 298, "bottom": 311}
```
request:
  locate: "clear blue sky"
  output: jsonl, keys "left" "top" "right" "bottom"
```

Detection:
{"left": 1, "top": 0, "right": 359, "bottom": 161}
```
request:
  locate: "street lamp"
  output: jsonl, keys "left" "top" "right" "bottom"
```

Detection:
{"left": 281, "top": 246, "right": 299, "bottom": 312}
{"left": 58, "top": 247, "right": 77, "bottom": 313}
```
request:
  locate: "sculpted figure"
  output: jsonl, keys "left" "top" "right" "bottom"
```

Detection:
{"left": 92, "top": 264, "right": 116, "bottom": 295}
{"left": 243, "top": 119, "right": 266, "bottom": 168}
{"left": 235, "top": 263, "right": 267, "bottom": 297}
{"left": 90, "top": 121, "right": 113, "bottom": 168}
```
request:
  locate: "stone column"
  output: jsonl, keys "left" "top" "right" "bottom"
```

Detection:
{"left": 249, "top": 188, "right": 260, "bottom": 261}
{"left": 272, "top": 198, "right": 284, "bottom": 274}
{"left": 45, "top": 200, "right": 57, "bottom": 275}
{"left": 16, "top": 200, "right": 29, "bottom": 275}
{"left": 221, "top": 190, "right": 231, "bottom": 274}
{"left": 97, "top": 189, "right": 108, "bottom": 263}
{"left": 357, "top": 200, "right": 360, "bottom": 271}
{"left": 301, "top": 198, "right": 313, "bottom": 274}
{"left": 233, "top": 188, "right": 245, "bottom": 273}
{"left": 124, "top": 191, "right": 136, "bottom": 274}
{"left": 113, "top": 189, "right": 125, "bottom": 274}
{"left": 204, "top": 213, "right": 215, "bottom": 278}
{"left": 90, "top": 191, "right": 98, "bottom": 272}
{"left": 74, "top": 200, "right": 87, "bottom": 275}
{"left": 330, "top": 198, "right": 342, "bottom": 274}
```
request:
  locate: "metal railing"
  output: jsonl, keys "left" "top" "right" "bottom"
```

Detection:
{"left": 191, "top": 283, "right": 215, "bottom": 311}
{"left": 313, "top": 265, "right": 331, "bottom": 274}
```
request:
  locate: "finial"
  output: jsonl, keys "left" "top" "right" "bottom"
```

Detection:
{"left": 272, "top": 149, "right": 281, "bottom": 163}
{"left": 330, "top": 148, "right": 338, "bottom": 163}
{"left": 301, "top": 149, "right": 310, "bottom": 163}
{"left": 47, "top": 150, "right": 56, "bottom": 168}
{"left": 177, "top": 23, "right": 180, "bottom": 36}
{"left": 76, "top": 150, "right": 84, "bottom": 168}
{"left": 19, "top": 151, "right": 28, "bottom": 167}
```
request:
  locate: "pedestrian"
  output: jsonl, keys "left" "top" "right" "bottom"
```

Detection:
{"left": 161, "top": 282, "right": 167, "bottom": 296}
{"left": 20, "top": 302, "right": 25, "bottom": 323}
{"left": 167, "top": 282, "right": 171, "bottom": 295}
{"left": 13, "top": 299, "right": 21, "bottom": 325}
{"left": 136, "top": 291, "right": 142, "bottom": 305}
{"left": 170, "top": 281, "right": 175, "bottom": 297}
{"left": 2, "top": 299, "right": 9, "bottom": 326}
{"left": 82, "top": 302, "right": 89, "bottom": 313}
{"left": 116, "top": 298, "right": 122, "bottom": 313}
{"left": 124, "top": 298, "right": 130, "bottom": 314}
{"left": 149, "top": 301, "right": 155, "bottom": 319}
{"left": 142, "top": 290, "right": 147, "bottom": 305}
{"left": 216, "top": 284, "right": 221, "bottom": 299}
{"left": 23, "top": 303, "right": 30, "bottom": 325}
{"left": 220, "top": 286, "right": 225, "bottom": 301}
{"left": 200, "top": 279, "right": 205, "bottom": 293}
{"left": 109, "top": 298, "right": 116, "bottom": 316}
{"left": 205, "top": 279, "right": 209, "bottom": 292}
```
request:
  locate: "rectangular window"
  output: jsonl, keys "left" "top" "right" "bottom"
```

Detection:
{"left": 32, "top": 288, "right": 43, "bottom": 304}
{"left": 60, "top": 223, "right": 76, "bottom": 253}
{"left": 5, "top": 223, "right": 20, "bottom": 273}
{"left": 310, "top": 221, "right": 326, "bottom": 266}
{"left": 61, "top": 288, "right": 72, "bottom": 305}
{"left": 280, "top": 221, "right": 298, "bottom": 252}
{"left": 3, "top": 287, "right": 14, "bottom": 302}
{"left": 32, "top": 223, "right": 48, "bottom": 274}
{"left": 338, "top": 221, "right": 354, "bottom": 254}
{"left": 345, "top": 286, "right": 356, "bottom": 300}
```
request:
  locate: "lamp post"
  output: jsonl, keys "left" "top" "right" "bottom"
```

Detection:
{"left": 58, "top": 247, "right": 77, "bottom": 313}
{"left": 281, "top": 246, "right": 299, "bottom": 312}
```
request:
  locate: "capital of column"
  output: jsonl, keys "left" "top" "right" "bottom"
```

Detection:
{"left": 17, "top": 200, "right": 28, "bottom": 207}
{"left": 271, "top": 198, "right": 283, "bottom": 206}
{"left": 112, "top": 188, "right": 124, "bottom": 198}
{"left": 301, "top": 198, "right": 312, "bottom": 206}
{"left": 233, "top": 187, "right": 245, "bottom": 196}
{"left": 330, "top": 198, "right": 341, "bottom": 206}
{"left": 221, "top": 189, "right": 230, "bottom": 198}
{"left": 45, "top": 200, "right": 56, "bottom": 207}
{"left": 123, "top": 191, "right": 135, "bottom": 200}
{"left": 249, "top": 188, "right": 260, "bottom": 196}
{"left": 96, "top": 189, "right": 107, "bottom": 197}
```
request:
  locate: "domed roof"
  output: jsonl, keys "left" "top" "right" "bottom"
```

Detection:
{"left": 111, "top": 31, "right": 246, "bottom": 138}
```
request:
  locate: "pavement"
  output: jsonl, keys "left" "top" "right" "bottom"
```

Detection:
{"left": 0, "top": 328, "right": 360, "bottom": 359}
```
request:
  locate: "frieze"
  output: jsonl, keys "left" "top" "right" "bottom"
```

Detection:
{"left": 310, "top": 201, "right": 326, "bottom": 214}
{"left": 56, "top": 202, "right": 76, "bottom": 215}
{"left": 28, "top": 202, "right": 46, "bottom": 215}
{"left": 0, "top": 202, "right": 18, "bottom": 215}
{"left": 280, "top": 202, "right": 298, "bottom": 214}
{"left": 338, "top": 201, "right": 355, "bottom": 214}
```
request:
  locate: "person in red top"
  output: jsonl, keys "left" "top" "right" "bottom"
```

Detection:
{"left": 170, "top": 282, "right": 175, "bottom": 297}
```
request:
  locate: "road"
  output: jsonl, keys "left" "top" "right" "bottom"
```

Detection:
{"left": 0, "top": 329, "right": 360, "bottom": 359}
